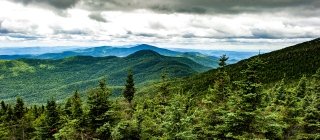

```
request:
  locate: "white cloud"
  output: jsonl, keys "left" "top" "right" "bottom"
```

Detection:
{"left": 0, "top": 0, "right": 319, "bottom": 51}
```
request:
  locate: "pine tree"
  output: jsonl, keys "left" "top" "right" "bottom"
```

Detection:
{"left": 123, "top": 70, "right": 135, "bottom": 104}
{"left": 282, "top": 90, "right": 300, "bottom": 139}
{"left": 301, "top": 93, "right": 320, "bottom": 139}
{"left": 0, "top": 101, "right": 7, "bottom": 116}
{"left": 14, "top": 97, "right": 25, "bottom": 120}
{"left": 159, "top": 72, "right": 170, "bottom": 98}
{"left": 87, "top": 79, "right": 112, "bottom": 139}
{"left": 5, "top": 105, "right": 14, "bottom": 122}
{"left": 274, "top": 78, "right": 286, "bottom": 105}
{"left": 211, "top": 55, "right": 231, "bottom": 102}
{"left": 219, "top": 54, "right": 229, "bottom": 68}
{"left": 301, "top": 69, "right": 320, "bottom": 139}
{"left": 296, "top": 75, "right": 307, "bottom": 99}
{"left": 71, "top": 90, "right": 83, "bottom": 119}
{"left": 223, "top": 58, "right": 264, "bottom": 138}
{"left": 64, "top": 98, "right": 72, "bottom": 117}
{"left": 45, "top": 99, "right": 60, "bottom": 139}
{"left": 33, "top": 105, "right": 39, "bottom": 118}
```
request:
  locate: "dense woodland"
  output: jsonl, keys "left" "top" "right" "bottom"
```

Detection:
{"left": 0, "top": 50, "right": 209, "bottom": 103}
{"left": 0, "top": 55, "right": 319, "bottom": 140}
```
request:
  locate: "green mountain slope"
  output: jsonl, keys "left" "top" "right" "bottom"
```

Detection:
{"left": 178, "top": 52, "right": 220, "bottom": 68}
{"left": 180, "top": 38, "right": 320, "bottom": 92}
{"left": 0, "top": 44, "right": 220, "bottom": 68}
{"left": 0, "top": 50, "right": 209, "bottom": 103}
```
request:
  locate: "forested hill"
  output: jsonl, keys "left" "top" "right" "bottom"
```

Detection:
{"left": 182, "top": 38, "right": 320, "bottom": 92}
{"left": 0, "top": 50, "right": 209, "bottom": 103}
{"left": 0, "top": 44, "right": 221, "bottom": 68}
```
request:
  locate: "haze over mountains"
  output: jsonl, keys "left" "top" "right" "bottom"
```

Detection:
{"left": 0, "top": 44, "right": 259, "bottom": 68}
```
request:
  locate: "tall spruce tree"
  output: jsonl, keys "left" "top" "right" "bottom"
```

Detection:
{"left": 219, "top": 54, "right": 229, "bottom": 68}
{"left": 296, "top": 75, "right": 307, "bottom": 99}
{"left": 87, "top": 79, "right": 112, "bottom": 139}
{"left": 0, "top": 101, "right": 7, "bottom": 115}
{"left": 210, "top": 55, "right": 231, "bottom": 103}
{"left": 274, "top": 78, "right": 286, "bottom": 105}
{"left": 45, "top": 99, "right": 60, "bottom": 139}
{"left": 14, "top": 97, "right": 25, "bottom": 120}
{"left": 123, "top": 70, "right": 135, "bottom": 104}
{"left": 301, "top": 69, "right": 320, "bottom": 139}
{"left": 64, "top": 98, "right": 72, "bottom": 117}
{"left": 71, "top": 90, "right": 83, "bottom": 119}
{"left": 223, "top": 58, "right": 264, "bottom": 138}
{"left": 159, "top": 72, "right": 170, "bottom": 98}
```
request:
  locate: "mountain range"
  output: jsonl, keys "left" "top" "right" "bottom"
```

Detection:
{"left": 0, "top": 44, "right": 254, "bottom": 68}
{"left": 1, "top": 38, "right": 319, "bottom": 104}
{"left": 0, "top": 50, "right": 209, "bottom": 103}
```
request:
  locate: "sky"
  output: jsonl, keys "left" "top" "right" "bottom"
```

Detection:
{"left": 0, "top": 0, "right": 319, "bottom": 51}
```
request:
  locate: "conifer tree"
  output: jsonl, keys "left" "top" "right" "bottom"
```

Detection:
{"left": 223, "top": 58, "right": 264, "bottom": 138}
{"left": 296, "top": 75, "right": 307, "bottom": 99}
{"left": 5, "top": 105, "right": 14, "bottom": 122}
{"left": 282, "top": 90, "right": 300, "bottom": 139}
{"left": 218, "top": 54, "right": 229, "bottom": 68}
{"left": 0, "top": 101, "right": 7, "bottom": 116}
{"left": 87, "top": 79, "right": 112, "bottom": 138}
{"left": 159, "top": 72, "right": 170, "bottom": 98}
{"left": 71, "top": 90, "right": 83, "bottom": 119}
{"left": 33, "top": 105, "right": 39, "bottom": 118}
{"left": 123, "top": 70, "right": 135, "bottom": 104}
{"left": 45, "top": 99, "right": 60, "bottom": 139}
{"left": 274, "top": 78, "right": 286, "bottom": 105}
{"left": 301, "top": 69, "right": 320, "bottom": 139}
{"left": 14, "top": 97, "right": 25, "bottom": 120}
{"left": 311, "top": 68, "right": 320, "bottom": 93}
{"left": 64, "top": 98, "right": 72, "bottom": 117}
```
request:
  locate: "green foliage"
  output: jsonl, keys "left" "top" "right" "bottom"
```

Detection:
{"left": 87, "top": 79, "right": 113, "bottom": 138}
{"left": 1, "top": 39, "right": 320, "bottom": 139}
{"left": 14, "top": 97, "right": 25, "bottom": 120}
{"left": 123, "top": 70, "right": 135, "bottom": 104}
{"left": 218, "top": 54, "right": 229, "bottom": 68}
{"left": 0, "top": 50, "right": 209, "bottom": 104}
{"left": 181, "top": 38, "right": 320, "bottom": 93}
{"left": 296, "top": 75, "right": 307, "bottom": 99}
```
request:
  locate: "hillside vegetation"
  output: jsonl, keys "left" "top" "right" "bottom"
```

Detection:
{"left": 0, "top": 50, "right": 209, "bottom": 103}
{"left": 0, "top": 46, "right": 319, "bottom": 139}
{"left": 180, "top": 38, "right": 320, "bottom": 92}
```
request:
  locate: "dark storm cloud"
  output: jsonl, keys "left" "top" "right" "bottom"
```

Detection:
{"left": 0, "top": 28, "right": 42, "bottom": 40}
{"left": 10, "top": 0, "right": 80, "bottom": 9}
{"left": 89, "top": 13, "right": 108, "bottom": 23}
{"left": 9, "top": 0, "right": 320, "bottom": 15}
{"left": 79, "top": 0, "right": 320, "bottom": 15}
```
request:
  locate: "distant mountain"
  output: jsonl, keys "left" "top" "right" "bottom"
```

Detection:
{"left": 0, "top": 46, "right": 79, "bottom": 55}
{"left": 0, "top": 44, "right": 220, "bottom": 68}
{"left": 178, "top": 52, "right": 220, "bottom": 68}
{"left": 171, "top": 48, "right": 262, "bottom": 63}
{"left": 0, "top": 50, "right": 210, "bottom": 103}
{"left": 180, "top": 38, "right": 320, "bottom": 92}
{"left": 71, "top": 44, "right": 180, "bottom": 57}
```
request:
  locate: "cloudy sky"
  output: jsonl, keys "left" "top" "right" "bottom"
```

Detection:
{"left": 0, "top": 0, "right": 319, "bottom": 51}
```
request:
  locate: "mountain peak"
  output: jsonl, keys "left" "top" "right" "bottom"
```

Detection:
{"left": 133, "top": 44, "right": 158, "bottom": 49}
{"left": 127, "top": 50, "right": 162, "bottom": 58}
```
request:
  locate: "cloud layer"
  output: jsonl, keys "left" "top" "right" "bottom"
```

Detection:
{"left": 0, "top": 0, "right": 319, "bottom": 50}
